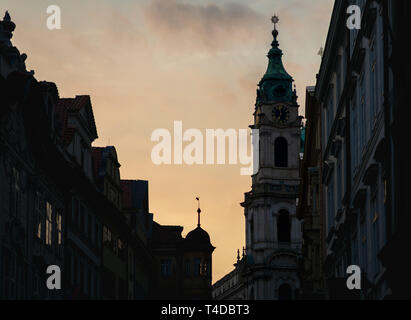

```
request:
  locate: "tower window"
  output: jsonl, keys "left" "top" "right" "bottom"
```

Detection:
{"left": 275, "top": 137, "right": 288, "bottom": 167}
{"left": 160, "top": 259, "right": 172, "bottom": 277}
{"left": 193, "top": 258, "right": 201, "bottom": 276}
{"left": 277, "top": 210, "right": 291, "bottom": 243}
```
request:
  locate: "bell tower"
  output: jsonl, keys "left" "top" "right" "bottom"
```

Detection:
{"left": 241, "top": 15, "right": 303, "bottom": 300}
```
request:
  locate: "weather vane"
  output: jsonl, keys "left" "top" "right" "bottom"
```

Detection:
{"left": 196, "top": 197, "right": 201, "bottom": 227}
{"left": 271, "top": 14, "right": 279, "bottom": 30}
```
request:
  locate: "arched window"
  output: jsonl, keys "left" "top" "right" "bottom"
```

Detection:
{"left": 277, "top": 210, "right": 291, "bottom": 243}
{"left": 278, "top": 283, "right": 292, "bottom": 300}
{"left": 275, "top": 137, "right": 288, "bottom": 167}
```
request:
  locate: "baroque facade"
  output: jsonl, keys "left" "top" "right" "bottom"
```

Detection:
{"left": 213, "top": 19, "right": 302, "bottom": 300}
{"left": 0, "top": 11, "right": 214, "bottom": 300}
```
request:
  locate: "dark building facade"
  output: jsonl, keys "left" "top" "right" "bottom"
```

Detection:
{"left": 299, "top": 0, "right": 411, "bottom": 299}
{"left": 297, "top": 87, "right": 326, "bottom": 300}
{"left": 151, "top": 214, "right": 215, "bottom": 300}
{"left": 377, "top": 0, "right": 411, "bottom": 300}
{"left": 0, "top": 11, "right": 214, "bottom": 300}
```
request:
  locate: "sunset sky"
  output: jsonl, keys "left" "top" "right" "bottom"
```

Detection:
{"left": 2, "top": 0, "right": 334, "bottom": 282}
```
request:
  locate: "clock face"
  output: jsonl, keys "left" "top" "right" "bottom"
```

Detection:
{"left": 272, "top": 104, "right": 290, "bottom": 124}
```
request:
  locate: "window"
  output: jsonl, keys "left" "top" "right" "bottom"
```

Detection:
{"left": 200, "top": 260, "right": 209, "bottom": 276}
{"left": 184, "top": 260, "right": 190, "bottom": 276}
{"left": 274, "top": 137, "right": 288, "bottom": 167}
{"left": 370, "top": 35, "right": 377, "bottom": 126}
{"left": 277, "top": 210, "right": 291, "bottom": 243}
{"left": 35, "top": 192, "right": 43, "bottom": 240}
{"left": 56, "top": 212, "right": 62, "bottom": 253}
{"left": 360, "top": 208, "right": 367, "bottom": 273}
{"left": 326, "top": 94, "right": 334, "bottom": 139}
{"left": 72, "top": 198, "right": 79, "bottom": 226}
{"left": 80, "top": 261, "right": 84, "bottom": 293}
{"left": 66, "top": 250, "right": 73, "bottom": 285}
{"left": 45, "top": 202, "right": 53, "bottom": 246}
{"left": 88, "top": 215, "right": 92, "bottom": 240}
{"left": 351, "top": 232, "right": 359, "bottom": 266}
{"left": 337, "top": 158, "right": 342, "bottom": 205}
{"left": 109, "top": 187, "right": 117, "bottom": 204}
{"left": 193, "top": 258, "right": 201, "bottom": 276}
{"left": 350, "top": 90, "right": 358, "bottom": 174}
{"left": 95, "top": 222, "right": 100, "bottom": 247}
{"left": 74, "top": 256, "right": 79, "bottom": 286}
{"left": 117, "top": 239, "right": 125, "bottom": 259}
{"left": 351, "top": 212, "right": 359, "bottom": 266}
{"left": 84, "top": 213, "right": 89, "bottom": 237}
{"left": 371, "top": 188, "right": 380, "bottom": 277}
{"left": 249, "top": 217, "right": 254, "bottom": 244}
{"left": 359, "top": 71, "right": 366, "bottom": 151}
{"left": 103, "top": 226, "right": 112, "bottom": 247}
{"left": 81, "top": 144, "right": 85, "bottom": 170}
{"left": 327, "top": 182, "right": 335, "bottom": 233}
{"left": 79, "top": 205, "right": 85, "bottom": 232}
{"left": 160, "top": 259, "right": 172, "bottom": 277}
{"left": 336, "top": 55, "right": 342, "bottom": 104}
{"left": 11, "top": 167, "right": 20, "bottom": 217}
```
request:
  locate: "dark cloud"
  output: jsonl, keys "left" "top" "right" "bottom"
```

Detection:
{"left": 143, "top": 0, "right": 267, "bottom": 53}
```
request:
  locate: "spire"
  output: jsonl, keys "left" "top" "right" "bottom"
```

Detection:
{"left": 0, "top": 11, "right": 16, "bottom": 47}
{"left": 4, "top": 11, "right": 11, "bottom": 21}
{"left": 260, "top": 14, "right": 292, "bottom": 83}
{"left": 256, "top": 14, "right": 294, "bottom": 104}
{"left": 196, "top": 197, "right": 201, "bottom": 227}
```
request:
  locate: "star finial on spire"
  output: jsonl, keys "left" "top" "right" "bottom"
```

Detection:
{"left": 270, "top": 14, "right": 280, "bottom": 48}
{"left": 271, "top": 14, "right": 279, "bottom": 30}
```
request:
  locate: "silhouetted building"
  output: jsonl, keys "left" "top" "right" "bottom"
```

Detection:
{"left": 0, "top": 12, "right": 67, "bottom": 299}
{"left": 55, "top": 95, "right": 102, "bottom": 299}
{"left": 121, "top": 179, "right": 155, "bottom": 299}
{"left": 300, "top": 0, "right": 411, "bottom": 299}
{"left": 0, "top": 11, "right": 214, "bottom": 300}
{"left": 151, "top": 207, "right": 215, "bottom": 300}
{"left": 376, "top": 0, "right": 411, "bottom": 300}
{"left": 297, "top": 87, "right": 326, "bottom": 299}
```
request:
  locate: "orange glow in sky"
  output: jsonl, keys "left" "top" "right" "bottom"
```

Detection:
{"left": 2, "top": 0, "right": 333, "bottom": 282}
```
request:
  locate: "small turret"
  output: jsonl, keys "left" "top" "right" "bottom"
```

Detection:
{"left": 0, "top": 11, "right": 16, "bottom": 47}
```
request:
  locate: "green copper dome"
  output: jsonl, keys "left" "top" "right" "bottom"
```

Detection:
{"left": 260, "top": 29, "right": 293, "bottom": 83}
{"left": 257, "top": 27, "right": 294, "bottom": 104}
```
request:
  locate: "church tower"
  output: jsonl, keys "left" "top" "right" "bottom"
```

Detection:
{"left": 241, "top": 15, "right": 303, "bottom": 300}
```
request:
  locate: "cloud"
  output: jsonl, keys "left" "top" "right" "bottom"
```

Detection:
{"left": 142, "top": 0, "right": 267, "bottom": 54}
